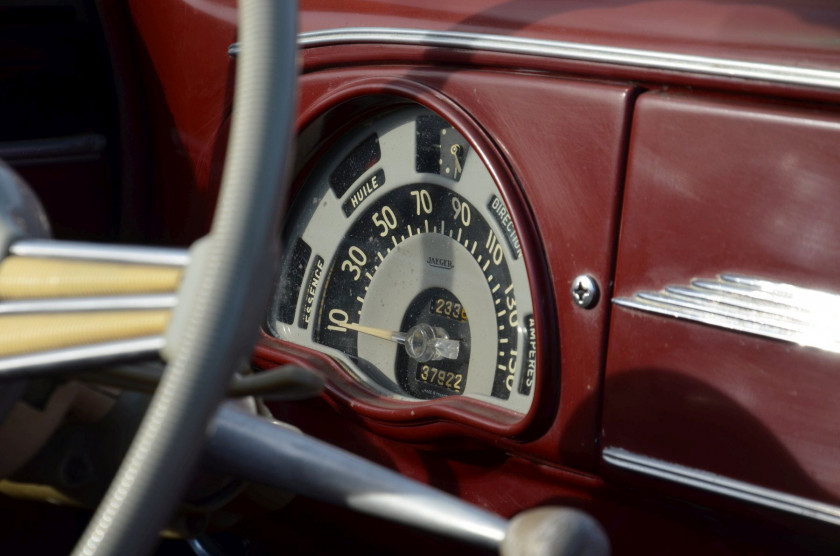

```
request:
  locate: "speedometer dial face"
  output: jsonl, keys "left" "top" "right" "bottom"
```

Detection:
{"left": 271, "top": 106, "right": 537, "bottom": 414}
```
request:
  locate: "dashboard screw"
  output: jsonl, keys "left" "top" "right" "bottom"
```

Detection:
{"left": 571, "top": 274, "right": 599, "bottom": 309}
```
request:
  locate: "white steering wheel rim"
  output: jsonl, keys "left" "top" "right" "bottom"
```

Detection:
{"left": 73, "top": 2, "right": 298, "bottom": 554}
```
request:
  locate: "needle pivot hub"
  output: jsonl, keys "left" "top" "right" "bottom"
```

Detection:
{"left": 403, "top": 323, "right": 460, "bottom": 362}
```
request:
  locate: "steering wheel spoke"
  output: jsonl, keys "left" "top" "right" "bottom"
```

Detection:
{"left": 0, "top": 336, "right": 164, "bottom": 381}
{"left": 0, "top": 238, "right": 189, "bottom": 381}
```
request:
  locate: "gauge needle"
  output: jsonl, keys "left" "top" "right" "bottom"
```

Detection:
{"left": 343, "top": 322, "right": 403, "bottom": 342}
{"left": 343, "top": 322, "right": 460, "bottom": 361}
{"left": 450, "top": 144, "right": 463, "bottom": 178}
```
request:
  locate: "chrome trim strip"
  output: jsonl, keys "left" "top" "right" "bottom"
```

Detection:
{"left": 613, "top": 274, "right": 840, "bottom": 354}
{"left": 603, "top": 447, "right": 840, "bottom": 526}
{"left": 0, "top": 295, "right": 176, "bottom": 315}
{"left": 0, "top": 336, "right": 164, "bottom": 380}
{"left": 10, "top": 239, "right": 189, "bottom": 267}
{"left": 231, "top": 27, "right": 840, "bottom": 91}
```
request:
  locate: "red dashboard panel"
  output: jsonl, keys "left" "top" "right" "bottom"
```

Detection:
{"left": 263, "top": 65, "right": 635, "bottom": 471}
{"left": 605, "top": 91, "right": 840, "bottom": 504}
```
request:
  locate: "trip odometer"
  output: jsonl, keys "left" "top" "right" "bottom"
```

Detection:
{"left": 271, "top": 105, "right": 536, "bottom": 415}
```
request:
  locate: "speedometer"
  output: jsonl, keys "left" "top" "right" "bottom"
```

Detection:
{"left": 270, "top": 105, "right": 537, "bottom": 415}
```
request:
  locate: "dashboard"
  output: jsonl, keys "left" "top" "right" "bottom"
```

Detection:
{"left": 266, "top": 5, "right": 840, "bottom": 552}
{"left": 247, "top": 7, "right": 840, "bottom": 548}
{"left": 1, "top": 0, "right": 840, "bottom": 553}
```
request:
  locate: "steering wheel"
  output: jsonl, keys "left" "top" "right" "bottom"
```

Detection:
{"left": 68, "top": 1, "right": 298, "bottom": 554}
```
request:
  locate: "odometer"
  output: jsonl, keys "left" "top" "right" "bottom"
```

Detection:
{"left": 271, "top": 106, "right": 537, "bottom": 414}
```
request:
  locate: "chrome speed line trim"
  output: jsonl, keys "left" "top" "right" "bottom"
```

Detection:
{"left": 231, "top": 28, "right": 840, "bottom": 91}
{"left": 603, "top": 447, "right": 840, "bottom": 526}
{"left": 10, "top": 239, "right": 189, "bottom": 267}
{"left": 0, "top": 336, "right": 164, "bottom": 380}
{"left": 0, "top": 295, "right": 177, "bottom": 315}
{"left": 613, "top": 274, "right": 840, "bottom": 354}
